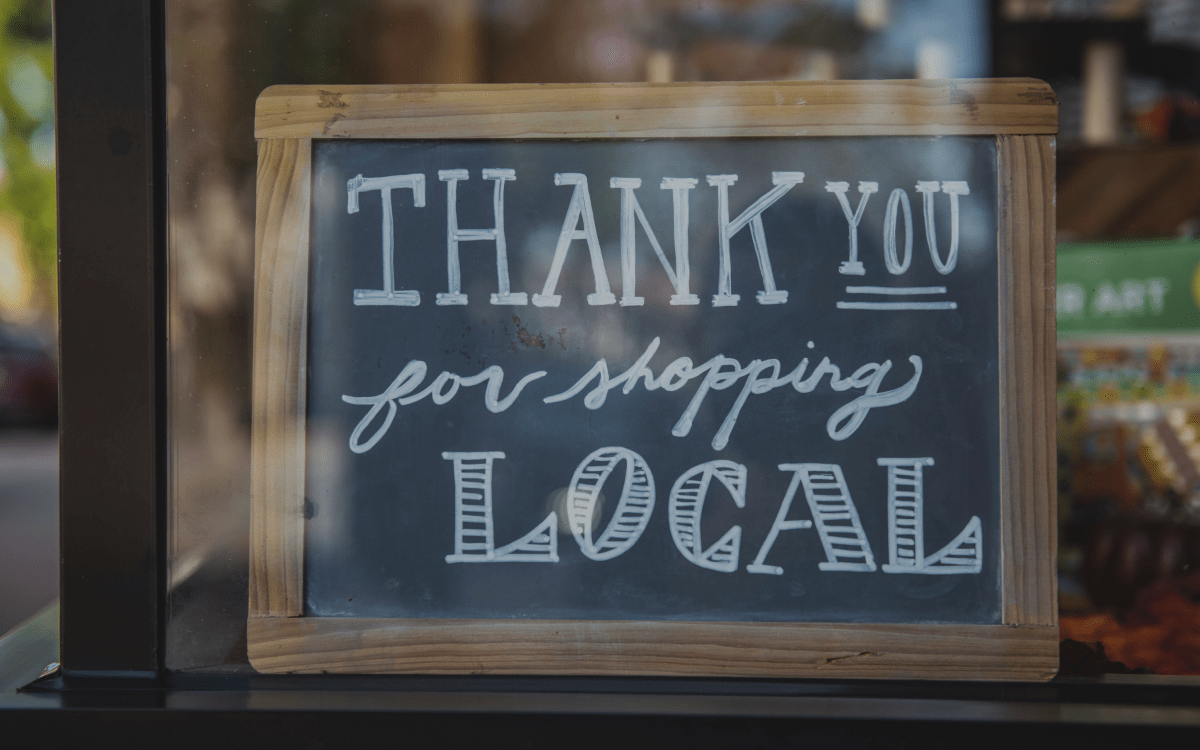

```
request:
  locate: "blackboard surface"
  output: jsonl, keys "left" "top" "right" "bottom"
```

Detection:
{"left": 304, "top": 136, "right": 1000, "bottom": 624}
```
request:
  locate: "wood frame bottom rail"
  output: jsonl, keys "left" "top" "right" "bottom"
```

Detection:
{"left": 248, "top": 618, "right": 1058, "bottom": 680}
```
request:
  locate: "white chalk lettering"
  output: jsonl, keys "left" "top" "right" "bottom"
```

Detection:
{"left": 826, "top": 180, "right": 879, "bottom": 276}
{"left": 668, "top": 460, "right": 746, "bottom": 572}
{"left": 882, "top": 187, "right": 913, "bottom": 275}
{"left": 443, "top": 451, "right": 559, "bottom": 563}
{"left": 343, "top": 362, "right": 547, "bottom": 453}
{"left": 837, "top": 301, "right": 957, "bottom": 311}
{"left": 436, "top": 169, "right": 526, "bottom": 306}
{"left": 915, "top": 180, "right": 969, "bottom": 275}
{"left": 745, "top": 465, "right": 813, "bottom": 574}
{"left": 825, "top": 356, "right": 923, "bottom": 441}
{"left": 793, "top": 463, "right": 876, "bottom": 571}
{"left": 707, "top": 172, "right": 802, "bottom": 306}
{"left": 879, "top": 457, "right": 981, "bottom": 574}
{"left": 544, "top": 339, "right": 922, "bottom": 449}
{"left": 347, "top": 172, "right": 426, "bottom": 306}
{"left": 610, "top": 176, "right": 700, "bottom": 306}
{"left": 567, "top": 447, "right": 655, "bottom": 560}
{"left": 532, "top": 173, "right": 616, "bottom": 307}
{"left": 662, "top": 177, "right": 701, "bottom": 305}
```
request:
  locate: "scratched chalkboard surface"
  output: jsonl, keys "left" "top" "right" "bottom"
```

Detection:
{"left": 303, "top": 137, "right": 1000, "bottom": 624}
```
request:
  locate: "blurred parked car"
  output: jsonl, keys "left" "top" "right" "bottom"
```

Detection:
{"left": 0, "top": 323, "right": 56, "bottom": 426}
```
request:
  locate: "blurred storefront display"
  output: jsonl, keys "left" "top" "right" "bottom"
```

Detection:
{"left": 1057, "top": 239, "right": 1200, "bottom": 673}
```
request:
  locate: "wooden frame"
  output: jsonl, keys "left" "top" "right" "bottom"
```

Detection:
{"left": 250, "top": 81, "right": 1058, "bottom": 680}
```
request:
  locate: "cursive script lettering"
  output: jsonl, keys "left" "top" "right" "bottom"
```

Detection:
{"left": 343, "top": 363, "right": 547, "bottom": 453}
{"left": 544, "top": 338, "right": 923, "bottom": 449}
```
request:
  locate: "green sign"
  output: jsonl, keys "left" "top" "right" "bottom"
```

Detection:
{"left": 1057, "top": 239, "right": 1200, "bottom": 335}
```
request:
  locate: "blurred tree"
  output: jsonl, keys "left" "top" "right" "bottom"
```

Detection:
{"left": 0, "top": 0, "right": 53, "bottom": 312}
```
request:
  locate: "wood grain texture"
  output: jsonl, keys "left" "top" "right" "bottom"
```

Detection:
{"left": 255, "top": 80, "right": 1057, "bottom": 140}
{"left": 250, "top": 137, "right": 311, "bottom": 617}
{"left": 997, "top": 135, "right": 1058, "bottom": 628}
{"left": 248, "top": 617, "right": 1058, "bottom": 680}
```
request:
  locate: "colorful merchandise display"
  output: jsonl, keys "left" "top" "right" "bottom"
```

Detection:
{"left": 1058, "top": 240, "right": 1200, "bottom": 674}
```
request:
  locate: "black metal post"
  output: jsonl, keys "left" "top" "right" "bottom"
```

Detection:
{"left": 54, "top": 0, "right": 167, "bottom": 679}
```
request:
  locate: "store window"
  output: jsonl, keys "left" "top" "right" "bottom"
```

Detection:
{"left": 167, "top": 0, "right": 1200, "bottom": 677}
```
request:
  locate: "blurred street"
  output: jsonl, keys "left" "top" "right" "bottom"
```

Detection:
{"left": 0, "top": 429, "right": 56, "bottom": 636}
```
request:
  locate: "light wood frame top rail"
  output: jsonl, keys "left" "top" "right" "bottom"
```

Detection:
{"left": 255, "top": 79, "right": 1057, "bottom": 140}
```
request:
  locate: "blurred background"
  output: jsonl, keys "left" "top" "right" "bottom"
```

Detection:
{"left": 0, "top": 0, "right": 56, "bottom": 640}
{"left": 7, "top": 0, "right": 1200, "bottom": 676}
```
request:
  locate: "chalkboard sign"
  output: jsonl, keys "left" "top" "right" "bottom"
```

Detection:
{"left": 250, "top": 81, "right": 1059, "bottom": 680}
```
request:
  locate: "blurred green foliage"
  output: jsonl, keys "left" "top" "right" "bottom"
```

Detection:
{"left": 0, "top": 0, "right": 53, "bottom": 305}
